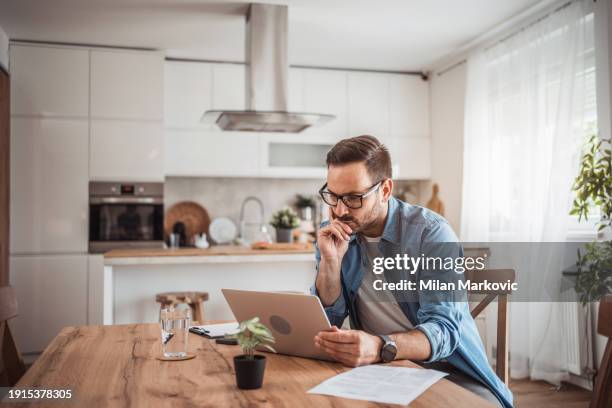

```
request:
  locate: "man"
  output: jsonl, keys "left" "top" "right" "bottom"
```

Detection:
{"left": 311, "top": 135, "right": 512, "bottom": 408}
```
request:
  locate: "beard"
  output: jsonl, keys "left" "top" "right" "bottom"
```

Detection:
{"left": 333, "top": 200, "right": 382, "bottom": 234}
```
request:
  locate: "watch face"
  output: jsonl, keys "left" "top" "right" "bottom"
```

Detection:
{"left": 381, "top": 342, "right": 398, "bottom": 362}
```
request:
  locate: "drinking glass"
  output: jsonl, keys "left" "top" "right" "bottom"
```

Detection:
{"left": 159, "top": 305, "right": 191, "bottom": 358}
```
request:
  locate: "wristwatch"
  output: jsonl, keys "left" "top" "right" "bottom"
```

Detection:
{"left": 378, "top": 334, "right": 398, "bottom": 363}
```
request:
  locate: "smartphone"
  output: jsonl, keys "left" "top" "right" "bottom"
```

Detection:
{"left": 215, "top": 338, "right": 238, "bottom": 346}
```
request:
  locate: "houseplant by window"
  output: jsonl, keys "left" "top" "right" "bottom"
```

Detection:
{"left": 226, "top": 317, "right": 276, "bottom": 390}
{"left": 270, "top": 207, "right": 300, "bottom": 243}
{"left": 570, "top": 135, "right": 612, "bottom": 303}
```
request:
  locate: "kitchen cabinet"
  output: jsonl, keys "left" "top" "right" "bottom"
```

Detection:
{"left": 88, "top": 254, "right": 105, "bottom": 326}
{"left": 10, "top": 44, "right": 89, "bottom": 117}
{"left": 90, "top": 120, "right": 164, "bottom": 182}
{"left": 383, "top": 135, "right": 431, "bottom": 180}
{"left": 347, "top": 72, "right": 389, "bottom": 137}
{"left": 389, "top": 74, "right": 430, "bottom": 136}
{"left": 301, "top": 69, "right": 348, "bottom": 137}
{"left": 258, "top": 133, "right": 336, "bottom": 179}
{"left": 164, "top": 60, "right": 212, "bottom": 129}
{"left": 10, "top": 118, "right": 88, "bottom": 253}
{"left": 90, "top": 49, "right": 164, "bottom": 120}
{"left": 288, "top": 68, "right": 304, "bottom": 112}
{"left": 164, "top": 61, "right": 244, "bottom": 129}
{"left": 10, "top": 254, "right": 88, "bottom": 353}
{"left": 162, "top": 60, "right": 431, "bottom": 180}
{"left": 165, "top": 130, "right": 259, "bottom": 177}
{"left": 212, "top": 63, "right": 245, "bottom": 110}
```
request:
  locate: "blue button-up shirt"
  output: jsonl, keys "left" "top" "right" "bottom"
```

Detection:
{"left": 311, "top": 197, "right": 513, "bottom": 408}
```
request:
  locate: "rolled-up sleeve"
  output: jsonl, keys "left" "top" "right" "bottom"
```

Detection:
{"left": 415, "top": 303, "right": 464, "bottom": 362}
{"left": 310, "top": 241, "right": 348, "bottom": 327}
{"left": 413, "top": 219, "right": 466, "bottom": 362}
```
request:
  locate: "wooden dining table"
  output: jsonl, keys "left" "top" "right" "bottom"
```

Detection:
{"left": 9, "top": 323, "right": 494, "bottom": 407}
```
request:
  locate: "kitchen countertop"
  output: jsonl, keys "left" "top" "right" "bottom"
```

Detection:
{"left": 103, "top": 245, "right": 316, "bottom": 266}
{"left": 103, "top": 245, "right": 489, "bottom": 266}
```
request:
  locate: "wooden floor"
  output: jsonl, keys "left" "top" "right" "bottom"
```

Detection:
{"left": 511, "top": 379, "right": 592, "bottom": 407}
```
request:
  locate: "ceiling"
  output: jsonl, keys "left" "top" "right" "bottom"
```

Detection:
{"left": 0, "top": 0, "right": 544, "bottom": 72}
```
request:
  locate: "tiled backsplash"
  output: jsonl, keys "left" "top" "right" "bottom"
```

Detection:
{"left": 165, "top": 177, "right": 425, "bottom": 230}
{"left": 165, "top": 177, "right": 326, "bottom": 228}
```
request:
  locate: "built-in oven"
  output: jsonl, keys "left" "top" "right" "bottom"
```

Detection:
{"left": 89, "top": 182, "right": 164, "bottom": 253}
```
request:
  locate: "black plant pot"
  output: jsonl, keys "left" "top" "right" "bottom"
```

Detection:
{"left": 234, "top": 355, "right": 266, "bottom": 389}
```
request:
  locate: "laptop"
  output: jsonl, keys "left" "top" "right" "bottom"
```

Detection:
{"left": 221, "top": 289, "right": 333, "bottom": 361}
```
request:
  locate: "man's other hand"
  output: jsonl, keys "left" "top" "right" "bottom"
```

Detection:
{"left": 314, "top": 326, "right": 383, "bottom": 367}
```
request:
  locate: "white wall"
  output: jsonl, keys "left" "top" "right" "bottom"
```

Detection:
{"left": 427, "top": 63, "right": 467, "bottom": 234}
{"left": 0, "top": 24, "right": 8, "bottom": 72}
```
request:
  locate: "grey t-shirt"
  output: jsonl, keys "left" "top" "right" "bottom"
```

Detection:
{"left": 355, "top": 235, "right": 413, "bottom": 335}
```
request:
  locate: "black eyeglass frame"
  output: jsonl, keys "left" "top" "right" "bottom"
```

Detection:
{"left": 318, "top": 180, "right": 383, "bottom": 209}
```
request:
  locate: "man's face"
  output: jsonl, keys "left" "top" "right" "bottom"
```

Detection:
{"left": 326, "top": 162, "right": 387, "bottom": 234}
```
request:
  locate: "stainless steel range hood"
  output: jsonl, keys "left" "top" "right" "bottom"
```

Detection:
{"left": 201, "top": 3, "right": 334, "bottom": 133}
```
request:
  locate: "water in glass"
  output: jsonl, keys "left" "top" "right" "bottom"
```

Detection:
{"left": 160, "top": 306, "right": 190, "bottom": 358}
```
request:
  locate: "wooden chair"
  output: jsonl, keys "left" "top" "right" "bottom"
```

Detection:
{"left": 591, "top": 294, "right": 612, "bottom": 408}
{"left": 465, "top": 268, "right": 516, "bottom": 385}
{"left": 155, "top": 291, "right": 209, "bottom": 323}
{"left": 0, "top": 286, "right": 26, "bottom": 386}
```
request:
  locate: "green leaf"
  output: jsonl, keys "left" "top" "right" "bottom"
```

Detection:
{"left": 262, "top": 344, "right": 277, "bottom": 353}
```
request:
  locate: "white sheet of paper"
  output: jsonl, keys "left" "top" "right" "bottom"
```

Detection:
{"left": 308, "top": 365, "right": 448, "bottom": 405}
{"left": 191, "top": 322, "right": 238, "bottom": 337}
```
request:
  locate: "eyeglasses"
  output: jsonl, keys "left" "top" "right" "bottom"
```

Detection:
{"left": 318, "top": 181, "right": 383, "bottom": 209}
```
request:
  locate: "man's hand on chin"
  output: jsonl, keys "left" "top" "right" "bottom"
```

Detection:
{"left": 314, "top": 326, "right": 383, "bottom": 367}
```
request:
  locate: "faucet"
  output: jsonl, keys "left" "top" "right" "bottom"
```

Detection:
{"left": 238, "top": 196, "right": 268, "bottom": 244}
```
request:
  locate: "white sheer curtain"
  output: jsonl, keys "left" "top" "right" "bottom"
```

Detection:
{"left": 461, "top": 0, "right": 595, "bottom": 384}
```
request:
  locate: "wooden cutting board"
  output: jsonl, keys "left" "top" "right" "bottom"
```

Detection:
{"left": 164, "top": 201, "right": 210, "bottom": 245}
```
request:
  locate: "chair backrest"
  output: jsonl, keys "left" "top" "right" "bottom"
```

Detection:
{"left": 464, "top": 269, "right": 516, "bottom": 386}
{"left": 0, "top": 285, "right": 26, "bottom": 386}
{"left": 0, "top": 285, "right": 18, "bottom": 322}
{"left": 591, "top": 295, "right": 612, "bottom": 408}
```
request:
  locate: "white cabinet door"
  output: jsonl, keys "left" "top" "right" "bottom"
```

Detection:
{"left": 302, "top": 69, "right": 347, "bottom": 137}
{"left": 384, "top": 135, "right": 431, "bottom": 180}
{"left": 288, "top": 68, "right": 304, "bottom": 112}
{"left": 10, "top": 254, "right": 88, "bottom": 353}
{"left": 258, "top": 133, "right": 336, "bottom": 179}
{"left": 91, "top": 50, "right": 163, "bottom": 120}
{"left": 90, "top": 120, "right": 164, "bottom": 181}
{"left": 165, "top": 130, "right": 259, "bottom": 177}
{"left": 10, "top": 45, "right": 89, "bottom": 117}
{"left": 389, "top": 74, "right": 430, "bottom": 136}
{"left": 10, "top": 118, "right": 88, "bottom": 253}
{"left": 347, "top": 72, "right": 389, "bottom": 137}
{"left": 88, "top": 254, "right": 105, "bottom": 326}
{"left": 164, "top": 60, "right": 212, "bottom": 129}
{"left": 212, "top": 63, "right": 245, "bottom": 110}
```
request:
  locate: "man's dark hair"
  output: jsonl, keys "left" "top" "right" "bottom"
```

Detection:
{"left": 326, "top": 135, "right": 392, "bottom": 182}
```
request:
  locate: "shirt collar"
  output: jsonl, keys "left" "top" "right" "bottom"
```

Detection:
{"left": 381, "top": 196, "right": 401, "bottom": 245}
{"left": 351, "top": 196, "right": 401, "bottom": 245}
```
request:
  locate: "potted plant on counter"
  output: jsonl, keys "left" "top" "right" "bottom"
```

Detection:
{"left": 270, "top": 207, "right": 300, "bottom": 243}
{"left": 226, "top": 317, "right": 276, "bottom": 390}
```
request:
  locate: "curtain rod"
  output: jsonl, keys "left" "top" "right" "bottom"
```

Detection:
{"left": 437, "top": 0, "right": 590, "bottom": 77}
{"left": 483, "top": 0, "right": 577, "bottom": 52}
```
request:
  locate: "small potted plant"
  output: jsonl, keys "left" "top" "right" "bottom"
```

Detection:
{"left": 270, "top": 207, "right": 300, "bottom": 243}
{"left": 225, "top": 317, "right": 276, "bottom": 390}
